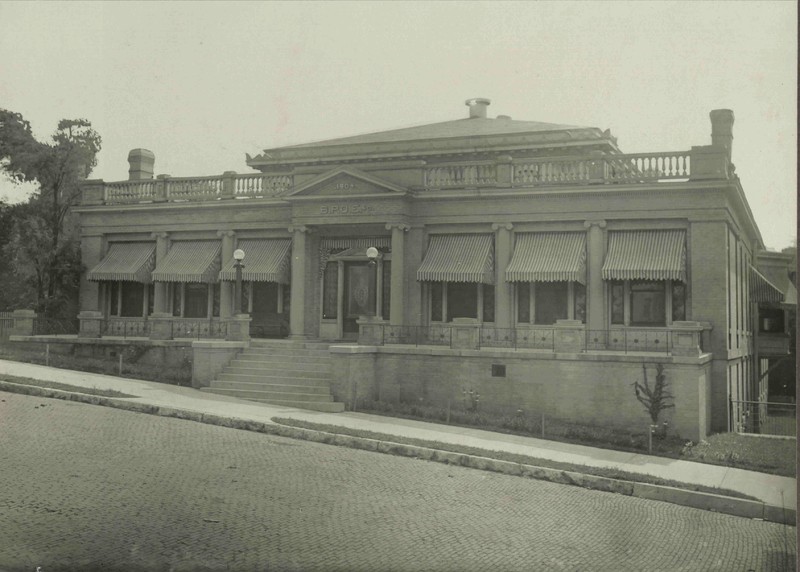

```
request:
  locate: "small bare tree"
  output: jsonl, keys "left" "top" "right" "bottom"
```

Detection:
{"left": 633, "top": 363, "right": 674, "bottom": 430}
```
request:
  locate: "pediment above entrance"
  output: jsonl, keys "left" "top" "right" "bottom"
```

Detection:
{"left": 286, "top": 167, "right": 408, "bottom": 198}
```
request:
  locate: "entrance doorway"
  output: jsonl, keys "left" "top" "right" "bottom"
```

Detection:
{"left": 247, "top": 282, "right": 288, "bottom": 338}
{"left": 343, "top": 262, "right": 376, "bottom": 337}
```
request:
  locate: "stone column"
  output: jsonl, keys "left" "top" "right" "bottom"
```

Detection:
{"left": 492, "top": 223, "right": 514, "bottom": 329}
{"left": 405, "top": 226, "right": 425, "bottom": 326}
{"left": 386, "top": 223, "right": 409, "bottom": 325}
{"left": 151, "top": 232, "right": 170, "bottom": 314}
{"left": 289, "top": 226, "right": 312, "bottom": 339}
{"left": 79, "top": 234, "right": 103, "bottom": 315}
{"left": 217, "top": 230, "right": 235, "bottom": 318}
{"left": 584, "top": 220, "right": 607, "bottom": 334}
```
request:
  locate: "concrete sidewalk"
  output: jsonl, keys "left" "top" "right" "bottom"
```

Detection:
{"left": 0, "top": 358, "right": 795, "bottom": 512}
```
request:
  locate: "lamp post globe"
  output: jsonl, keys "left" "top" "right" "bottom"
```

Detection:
{"left": 233, "top": 249, "right": 245, "bottom": 314}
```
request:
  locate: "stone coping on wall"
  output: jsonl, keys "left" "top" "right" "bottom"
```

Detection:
{"left": 9, "top": 335, "right": 194, "bottom": 348}
{"left": 329, "top": 343, "right": 713, "bottom": 365}
{"left": 191, "top": 340, "right": 249, "bottom": 350}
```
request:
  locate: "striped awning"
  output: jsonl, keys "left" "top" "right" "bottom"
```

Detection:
{"left": 505, "top": 233, "right": 586, "bottom": 284}
{"left": 417, "top": 234, "right": 494, "bottom": 284}
{"left": 750, "top": 265, "right": 784, "bottom": 303}
{"left": 152, "top": 241, "right": 221, "bottom": 283}
{"left": 87, "top": 242, "right": 156, "bottom": 283}
{"left": 602, "top": 230, "right": 686, "bottom": 282}
{"left": 219, "top": 239, "right": 292, "bottom": 283}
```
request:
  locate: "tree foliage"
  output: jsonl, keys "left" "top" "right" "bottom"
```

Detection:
{"left": 0, "top": 109, "right": 101, "bottom": 318}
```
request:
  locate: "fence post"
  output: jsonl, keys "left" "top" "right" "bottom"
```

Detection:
{"left": 222, "top": 171, "right": 237, "bottom": 199}
{"left": 118, "top": 353, "right": 123, "bottom": 375}
{"left": 45, "top": 344, "right": 50, "bottom": 367}
{"left": 12, "top": 309, "right": 37, "bottom": 336}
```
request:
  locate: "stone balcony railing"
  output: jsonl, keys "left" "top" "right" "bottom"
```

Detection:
{"left": 81, "top": 146, "right": 731, "bottom": 206}
{"left": 358, "top": 320, "right": 709, "bottom": 357}
{"left": 82, "top": 171, "right": 294, "bottom": 205}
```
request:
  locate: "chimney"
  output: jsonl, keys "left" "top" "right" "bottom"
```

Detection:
{"left": 128, "top": 149, "right": 155, "bottom": 180}
{"left": 465, "top": 98, "right": 491, "bottom": 119}
{"left": 709, "top": 109, "right": 734, "bottom": 159}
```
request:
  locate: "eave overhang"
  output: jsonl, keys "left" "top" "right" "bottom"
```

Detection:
{"left": 247, "top": 128, "right": 620, "bottom": 169}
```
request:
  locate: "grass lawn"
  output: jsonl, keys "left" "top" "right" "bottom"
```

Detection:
{"left": 0, "top": 373, "right": 137, "bottom": 398}
{"left": 682, "top": 432, "right": 796, "bottom": 477}
{"left": 273, "top": 417, "right": 760, "bottom": 501}
{"left": 353, "top": 400, "right": 795, "bottom": 477}
{"left": 0, "top": 346, "right": 191, "bottom": 386}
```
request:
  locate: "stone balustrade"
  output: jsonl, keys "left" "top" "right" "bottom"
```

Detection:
{"left": 512, "top": 151, "right": 694, "bottom": 187}
{"left": 94, "top": 172, "right": 293, "bottom": 205}
{"left": 85, "top": 147, "right": 727, "bottom": 206}
{"left": 425, "top": 163, "right": 498, "bottom": 188}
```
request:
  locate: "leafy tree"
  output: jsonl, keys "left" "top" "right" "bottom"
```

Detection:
{"left": 0, "top": 110, "right": 101, "bottom": 318}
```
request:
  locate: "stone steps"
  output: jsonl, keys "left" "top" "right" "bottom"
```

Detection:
{"left": 203, "top": 340, "right": 344, "bottom": 412}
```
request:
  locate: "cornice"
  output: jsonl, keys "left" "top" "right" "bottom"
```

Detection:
{"left": 248, "top": 134, "right": 618, "bottom": 169}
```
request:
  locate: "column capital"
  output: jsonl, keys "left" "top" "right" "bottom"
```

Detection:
{"left": 216, "top": 230, "right": 236, "bottom": 238}
{"left": 385, "top": 223, "right": 411, "bottom": 232}
{"left": 150, "top": 231, "right": 169, "bottom": 240}
{"left": 288, "top": 225, "right": 313, "bottom": 234}
{"left": 491, "top": 223, "right": 514, "bottom": 231}
{"left": 583, "top": 219, "right": 607, "bottom": 229}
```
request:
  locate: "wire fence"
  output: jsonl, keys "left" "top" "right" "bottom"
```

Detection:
{"left": 731, "top": 400, "right": 796, "bottom": 437}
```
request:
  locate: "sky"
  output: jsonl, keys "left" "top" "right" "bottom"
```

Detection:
{"left": 0, "top": 1, "right": 796, "bottom": 249}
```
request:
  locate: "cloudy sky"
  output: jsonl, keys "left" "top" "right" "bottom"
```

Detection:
{"left": 0, "top": 1, "right": 796, "bottom": 249}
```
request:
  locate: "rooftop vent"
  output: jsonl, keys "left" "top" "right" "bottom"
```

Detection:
{"left": 465, "top": 98, "right": 491, "bottom": 119}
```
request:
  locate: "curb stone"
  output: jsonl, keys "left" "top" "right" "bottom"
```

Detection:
{"left": 0, "top": 380, "right": 794, "bottom": 526}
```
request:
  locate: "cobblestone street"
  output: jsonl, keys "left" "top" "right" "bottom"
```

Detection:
{"left": 0, "top": 392, "right": 794, "bottom": 572}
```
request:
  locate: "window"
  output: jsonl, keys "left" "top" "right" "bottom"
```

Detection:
{"left": 517, "top": 282, "right": 531, "bottom": 323}
{"left": 322, "top": 262, "right": 338, "bottom": 319}
{"left": 184, "top": 283, "right": 210, "bottom": 318}
{"left": 516, "top": 281, "right": 584, "bottom": 324}
{"left": 574, "top": 283, "right": 586, "bottom": 323}
{"left": 170, "top": 283, "right": 218, "bottom": 318}
{"left": 120, "top": 282, "right": 145, "bottom": 317}
{"left": 482, "top": 284, "right": 495, "bottom": 323}
{"left": 609, "top": 280, "right": 686, "bottom": 326}
{"left": 630, "top": 281, "right": 665, "bottom": 326}
{"left": 447, "top": 283, "right": 477, "bottom": 321}
{"left": 428, "top": 282, "right": 493, "bottom": 322}
{"left": 430, "top": 282, "right": 444, "bottom": 322}
{"left": 109, "top": 282, "right": 120, "bottom": 316}
{"left": 381, "top": 261, "right": 392, "bottom": 320}
{"left": 107, "top": 281, "right": 147, "bottom": 318}
{"left": 610, "top": 282, "right": 625, "bottom": 325}
{"left": 671, "top": 282, "right": 686, "bottom": 322}
{"left": 760, "top": 308, "right": 785, "bottom": 333}
{"left": 535, "top": 282, "right": 568, "bottom": 325}
{"left": 148, "top": 284, "right": 155, "bottom": 316}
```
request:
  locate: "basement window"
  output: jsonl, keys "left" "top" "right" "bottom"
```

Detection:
{"left": 491, "top": 364, "right": 506, "bottom": 377}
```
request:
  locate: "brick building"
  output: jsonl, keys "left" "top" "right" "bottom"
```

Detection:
{"left": 74, "top": 99, "right": 791, "bottom": 440}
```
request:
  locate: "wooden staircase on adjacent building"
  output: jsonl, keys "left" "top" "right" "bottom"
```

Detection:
{"left": 200, "top": 340, "right": 344, "bottom": 412}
